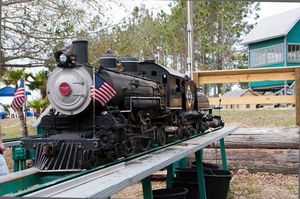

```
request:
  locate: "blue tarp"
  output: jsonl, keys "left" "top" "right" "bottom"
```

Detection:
{"left": 0, "top": 86, "right": 31, "bottom": 97}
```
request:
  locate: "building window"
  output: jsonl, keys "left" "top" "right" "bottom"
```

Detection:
{"left": 288, "top": 44, "right": 300, "bottom": 62}
{"left": 250, "top": 44, "right": 283, "bottom": 67}
{"left": 267, "top": 45, "right": 283, "bottom": 64}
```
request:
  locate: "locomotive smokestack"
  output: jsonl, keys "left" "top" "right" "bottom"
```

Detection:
{"left": 72, "top": 40, "right": 88, "bottom": 64}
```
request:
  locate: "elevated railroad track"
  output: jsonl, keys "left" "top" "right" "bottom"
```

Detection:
{"left": 0, "top": 125, "right": 239, "bottom": 198}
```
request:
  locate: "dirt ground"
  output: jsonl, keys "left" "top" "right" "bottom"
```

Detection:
{"left": 112, "top": 169, "right": 298, "bottom": 199}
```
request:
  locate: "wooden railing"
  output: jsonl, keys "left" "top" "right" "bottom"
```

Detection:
{"left": 193, "top": 66, "right": 300, "bottom": 125}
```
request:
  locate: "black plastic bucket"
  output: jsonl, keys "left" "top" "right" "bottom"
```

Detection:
{"left": 153, "top": 187, "right": 188, "bottom": 199}
{"left": 205, "top": 169, "right": 232, "bottom": 199}
{"left": 191, "top": 161, "right": 220, "bottom": 170}
{"left": 173, "top": 178, "right": 200, "bottom": 199}
{"left": 175, "top": 168, "right": 199, "bottom": 179}
{"left": 173, "top": 168, "right": 232, "bottom": 199}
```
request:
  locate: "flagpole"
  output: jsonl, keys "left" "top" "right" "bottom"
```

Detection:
{"left": 23, "top": 77, "right": 28, "bottom": 137}
{"left": 92, "top": 66, "right": 96, "bottom": 138}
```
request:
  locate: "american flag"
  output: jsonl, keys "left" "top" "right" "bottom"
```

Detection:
{"left": 11, "top": 79, "right": 26, "bottom": 111}
{"left": 90, "top": 74, "right": 116, "bottom": 106}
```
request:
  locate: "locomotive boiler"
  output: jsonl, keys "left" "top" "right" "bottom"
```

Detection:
{"left": 22, "top": 40, "right": 223, "bottom": 171}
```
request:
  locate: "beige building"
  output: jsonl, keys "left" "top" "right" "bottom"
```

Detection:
{"left": 223, "top": 89, "right": 259, "bottom": 110}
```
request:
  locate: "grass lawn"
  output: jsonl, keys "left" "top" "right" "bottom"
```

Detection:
{"left": 214, "top": 108, "right": 296, "bottom": 128}
{"left": 0, "top": 117, "right": 37, "bottom": 139}
{"left": 0, "top": 108, "right": 295, "bottom": 139}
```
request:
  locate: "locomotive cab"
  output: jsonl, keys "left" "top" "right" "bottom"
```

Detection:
{"left": 139, "top": 61, "right": 186, "bottom": 109}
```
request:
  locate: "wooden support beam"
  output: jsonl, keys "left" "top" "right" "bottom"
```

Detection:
{"left": 193, "top": 66, "right": 298, "bottom": 85}
{"left": 295, "top": 68, "right": 300, "bottom": 126}
{"left": 208, "top": 95, "right": 295, "bottom": 105}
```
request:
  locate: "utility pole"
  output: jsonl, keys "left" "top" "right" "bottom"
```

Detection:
{"left": 187, "top": 0, "right": 194, "bottom": 80}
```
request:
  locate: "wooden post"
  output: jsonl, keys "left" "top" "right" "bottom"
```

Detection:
{"left": 295, "top": 68, "right": 300, "bottom": 126}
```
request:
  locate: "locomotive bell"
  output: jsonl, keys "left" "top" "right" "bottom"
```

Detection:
{"left": 119, "top": 55, "right": 138, "bottom": 73}
{"left": 99, "top": 50, "right": 117, "bottom": 69}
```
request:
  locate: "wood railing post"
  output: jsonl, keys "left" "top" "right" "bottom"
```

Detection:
{"left": 295, "top": 68, "right": 300, "bottom": 126}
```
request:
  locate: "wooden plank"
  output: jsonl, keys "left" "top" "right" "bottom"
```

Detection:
{"left": 25, "top": 125, "right": 239, "bottom": 198}
{"left": 199, "top": 72, "right": 295, "bottom": 84}
{"left": 208, "top": 95, "right": 295, "bottom": 105}
{"left": 228, "top": 127, "right": 298, "bottom": 136}
{"left": 222, "top": 135, "right": 299, "bottom": 149}
{"left": 202, "top": 148, "right": 299, "bottom": 163}
{"left": 202, "top": 127, "right": 299, "bottom": 149}
{"left": 193, "top": 73, "right": 200, "bottom": 87}
{"left": 194, "top": 66, "right": 298, "bottom": 76}
{"left": 193, "top": 66, "right": 299, "bottom": 84}
{"left": 295, "top": 68, "right": 300, "bottom": 126}
{"left": 193, "top": 67, "right": 298, "bottom": 85}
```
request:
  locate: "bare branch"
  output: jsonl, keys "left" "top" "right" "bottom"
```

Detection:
{"left": 3, "top": 0, "right": 34, "bottom": 6}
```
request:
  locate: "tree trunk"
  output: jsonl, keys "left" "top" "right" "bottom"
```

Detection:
{"left": 17, "top": 107, "right": 28, "bottom": 137}
{"left": 216, "top": 3, "right": 224, "bottom": 95}
{"left": 36, "top": 108, "right": 41, "bottom": 118}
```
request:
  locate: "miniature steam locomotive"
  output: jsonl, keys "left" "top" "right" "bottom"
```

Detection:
{"left": 22, "top": 40, "right": 223, "bottom": 171}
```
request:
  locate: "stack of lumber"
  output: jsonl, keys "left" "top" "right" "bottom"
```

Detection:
{"left": 194, "top": 127, "right": 299, "bottom": 174}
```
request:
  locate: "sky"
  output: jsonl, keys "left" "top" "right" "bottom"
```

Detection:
{"left": 259, "top": 2, "right": 300, "bottom": 18}
{"left": 1, "top": 1, "right": 300, "bottom": 105}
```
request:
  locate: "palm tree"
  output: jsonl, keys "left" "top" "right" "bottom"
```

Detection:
{"left": 1, "top": 69, "right": 28, "bottom": 137}
{"left": 26, "top": 71, "right": 48, "bottom": 99}
{"left": 28, "top": 99, "right": 48, "bottom": 118}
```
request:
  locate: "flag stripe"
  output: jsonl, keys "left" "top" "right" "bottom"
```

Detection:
{"left": 11, "top": 79, "right": 26, "bottom": 111}
{"left": 97, "top": 89, "right": 110, "bottom": 102}
{"left": 93, "top": 91, "right": 106, "bottom": 106}
{"left": 91, "top": 88, "right": 107, "bottom": 106}
{"left": 91, "top": 89, "right": 106, "bottom": 104}
{"left": 104, "top": 82, "right": 117, "bottom": 94}
{"left": 90, "top": 74, "right": 116, "bottom": 106}
{"left": 100, "top": 87, "right": 114, "bottom": 99}
{"left": 102, "top": 83, "right": 115, "bottom": 96}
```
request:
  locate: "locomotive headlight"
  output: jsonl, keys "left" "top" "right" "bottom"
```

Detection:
{"left": 59, "top": 53, "right": 67, "bottom": 63}
{"left": 54, "top": 50, "right": 77, "bottom": 68}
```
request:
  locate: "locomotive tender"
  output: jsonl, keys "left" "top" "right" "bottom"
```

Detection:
{"left": 22, "top": 40, "right": 223, "bottom": 171}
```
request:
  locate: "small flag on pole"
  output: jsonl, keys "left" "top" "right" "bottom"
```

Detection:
{"left": 11, "top": 79, "right": 26, "bottom": 111}
{"left": 90, "top": 74, "right": 116, "bottom": 106}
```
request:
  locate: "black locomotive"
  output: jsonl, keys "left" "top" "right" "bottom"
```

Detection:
{"left": 22, "top": 40, "right": 223, "bottom": 171}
